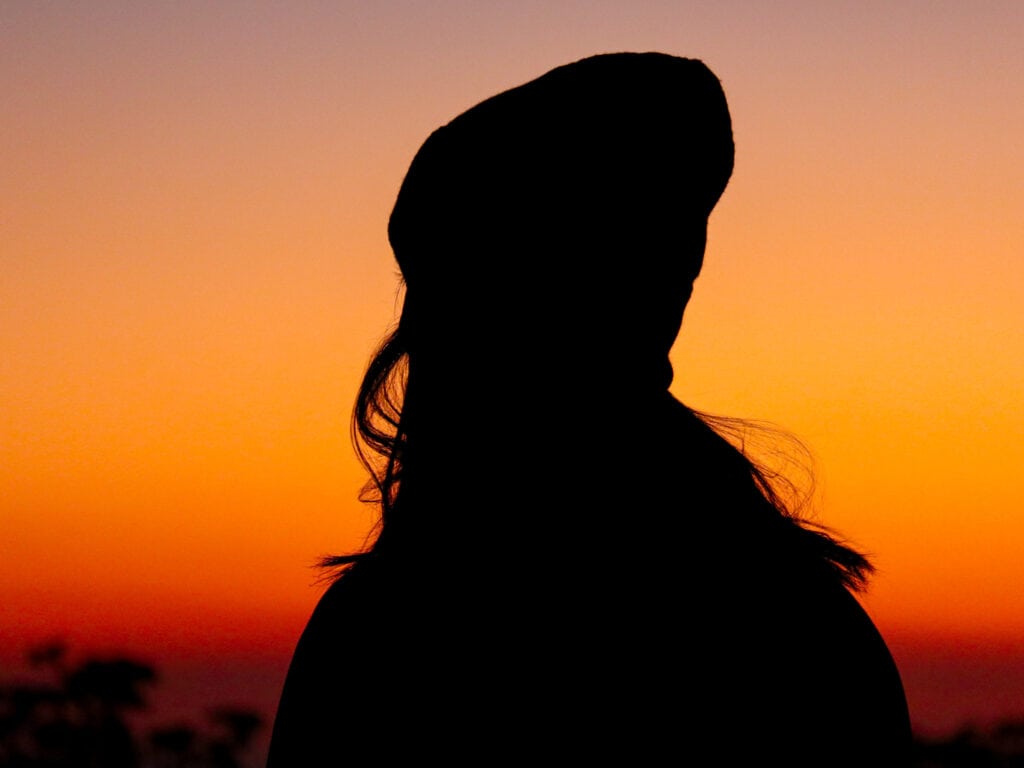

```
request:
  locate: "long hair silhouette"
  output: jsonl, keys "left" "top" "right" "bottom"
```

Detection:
{"left": 268, "top": 52, "right": 911, "bottom": 766}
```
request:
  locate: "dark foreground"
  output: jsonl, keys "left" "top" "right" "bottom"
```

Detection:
{"left": 0, "top": 642, "right": 1019, "bottom": 767}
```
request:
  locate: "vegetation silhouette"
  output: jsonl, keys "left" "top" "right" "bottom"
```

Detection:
{"left": 0, "top": 641, "right": 264, "bottom": 768}
{"left": 1, "top": 644, "right": 1017, "bottom": 767}
{"left": 269, "top": 51, "right": 915, "bottom": 764}
{"left": 911, "top": 722, "right": 1024, "bottom": 767}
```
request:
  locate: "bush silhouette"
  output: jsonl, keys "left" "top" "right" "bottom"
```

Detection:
{"left": 2, "top": 640, "right": 1018, "bottom": 766}
{"left": 0, "top": 641, "right": 264, "bottom": 768}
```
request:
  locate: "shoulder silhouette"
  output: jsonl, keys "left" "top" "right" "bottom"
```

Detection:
{"left": 267, "top": 51, "right": 912, "bottom": 765}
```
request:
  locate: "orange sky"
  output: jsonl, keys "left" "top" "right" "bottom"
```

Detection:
{"left": 3, "top": 1, "right": 1023, "bottom": 738}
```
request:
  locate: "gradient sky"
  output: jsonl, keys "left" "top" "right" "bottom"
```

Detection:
{"left": 3, "top": 0, "right": 1023, "bottom": 742}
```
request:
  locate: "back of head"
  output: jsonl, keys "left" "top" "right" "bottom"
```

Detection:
{"left": 389, "top": 52, "right": 734, "bottom": 393}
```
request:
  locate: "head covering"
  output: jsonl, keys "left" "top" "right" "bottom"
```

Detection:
{"left": 388, "top": 52, "right": 734, "bottom": 293}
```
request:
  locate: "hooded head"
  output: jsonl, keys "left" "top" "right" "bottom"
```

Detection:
{"left": 388, "top": 52, "right": 734, "bottom": 393}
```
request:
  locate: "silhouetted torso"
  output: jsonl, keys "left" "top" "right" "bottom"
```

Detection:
{"left": 268, "top": 395, "right": 910, "bottom": 765}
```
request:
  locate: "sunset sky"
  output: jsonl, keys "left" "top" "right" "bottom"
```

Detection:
{"left": 3, "top": 0, "right": 1023, "bottom": 750}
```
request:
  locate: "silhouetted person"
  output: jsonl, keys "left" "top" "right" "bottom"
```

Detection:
{"left": 267, "top": 52, "right": 912, "bottom": 765}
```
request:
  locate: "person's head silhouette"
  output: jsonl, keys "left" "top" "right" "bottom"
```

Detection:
{"left": 388, "top": 52, "right": 733, "bottom": 398}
